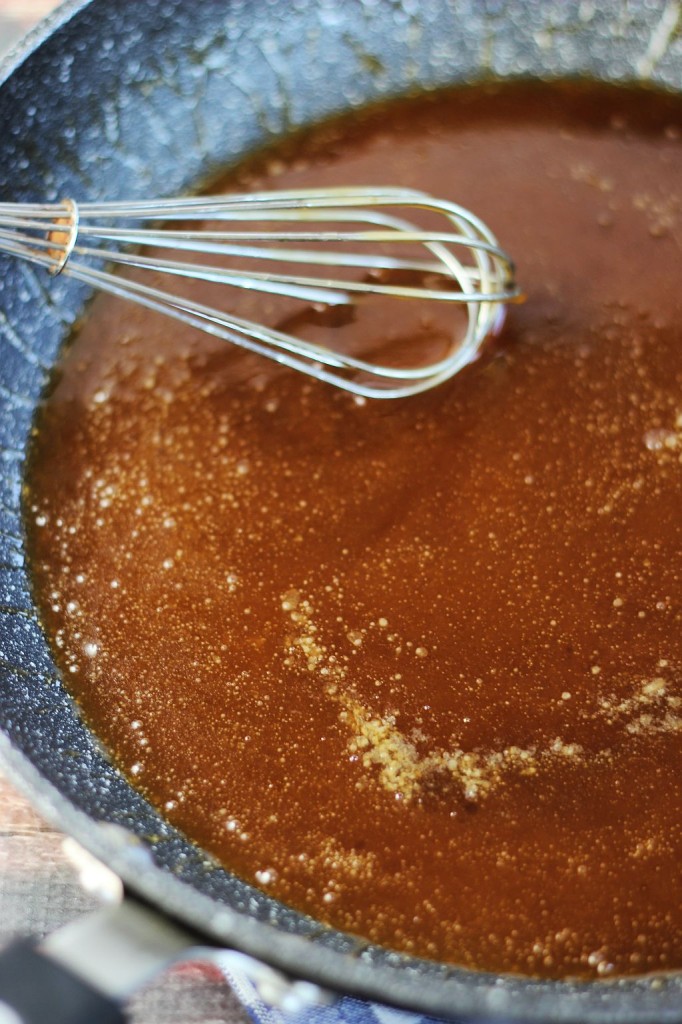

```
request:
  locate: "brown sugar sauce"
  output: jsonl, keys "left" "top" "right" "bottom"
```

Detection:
{"left": 26, "top": 83, "right": 682, "bottom": 980}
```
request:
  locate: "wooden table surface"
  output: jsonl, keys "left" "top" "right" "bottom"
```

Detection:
{"left": 0, "top": 3, "right": 251, "bottom": 1020}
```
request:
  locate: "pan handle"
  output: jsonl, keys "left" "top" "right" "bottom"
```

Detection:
{"left": 0, "top": 894, "right": 192, "bottom": 1024}
{"left": 0, "top": 939, "right": 125, "bottom": 1024}
{"left": 0, "top": 891, "right": 335, "bottom": 1023}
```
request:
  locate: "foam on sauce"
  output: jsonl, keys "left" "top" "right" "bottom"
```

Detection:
{"left": 26, "top": 83, "right": 682, "bottom": 979}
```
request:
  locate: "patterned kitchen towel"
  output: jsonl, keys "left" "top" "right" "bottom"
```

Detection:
{"left": 218, "top": 950, "right": 440, "bottom": 1024}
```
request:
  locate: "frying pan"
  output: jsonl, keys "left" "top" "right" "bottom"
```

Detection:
{"left": 0, "top": 1, "right": 680, "bottom": 1021}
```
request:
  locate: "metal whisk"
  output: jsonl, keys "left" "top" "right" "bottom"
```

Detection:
{"left": 0, "top": 187, "right": 519, "bottom": 398}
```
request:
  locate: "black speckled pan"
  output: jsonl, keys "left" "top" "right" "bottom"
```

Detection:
{"left": 0, "top": 1, "right": 681, "bottom": 1021}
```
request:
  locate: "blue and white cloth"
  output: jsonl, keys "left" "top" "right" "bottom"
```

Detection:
{"left": 219, "top": 952, "right": 439, "bottom": 1024}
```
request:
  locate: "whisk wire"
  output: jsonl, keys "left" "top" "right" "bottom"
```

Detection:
{"left": 0, "top": 188, "right": 519, "bottom": 398}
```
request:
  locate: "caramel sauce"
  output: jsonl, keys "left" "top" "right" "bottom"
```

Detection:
{"left": 26, "top": 83, "right": 682, "bottom": 979}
